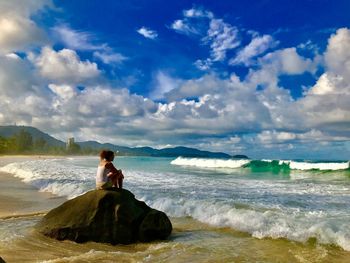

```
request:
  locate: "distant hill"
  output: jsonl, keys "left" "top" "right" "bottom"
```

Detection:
{"left": 0, "top": 125, "right": 64, "bottom": 147}
{"left": 0, "top": 125, "right": 246, "bottom": 158}
{"left": 78, "top": 141, "right": 232, "bottom": 158}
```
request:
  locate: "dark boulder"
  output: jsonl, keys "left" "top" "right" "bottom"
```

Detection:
{"left": 35, "top": 189, "right": 172, "bottom": 244}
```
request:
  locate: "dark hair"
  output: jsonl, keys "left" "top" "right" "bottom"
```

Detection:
{"left": 99, "top": 150, "right": 115, "bottom": 161}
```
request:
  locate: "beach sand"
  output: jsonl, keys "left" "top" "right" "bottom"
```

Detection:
{"left": 0, "top": 156, "right": 67, "bottom": 218}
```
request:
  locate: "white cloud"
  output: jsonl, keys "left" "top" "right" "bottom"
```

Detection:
{"left": 52, "top": 24, "right": 105, "bottom": 51}
{"left": 256, "top": 129, "right": 349, "bottom": 150}
{"left": 150, "top": 72, "right": 183, "bottom": 100}
{"left": 307, "top": 28, "right": 350, "bottom": 96}
{"left": 53, "top": 24, "right": 127, "bottom": 65}
{"left": 183, "top": 8, "right": 213, "bottom": 18}
{"left": 137, "top": 27, "right": 158, "bottom": 39}
{"left": 170, "top": 19, "right": 199, "bottom": 35}
{"left": 260, "top": 47, "right": 315, "bottom": 75}
{"left": 0, "top": 0, "right": 49, "bottom": 54}
{"left": 0, "top": 54, "right": 38, "bottom": 97}
{"left": 5, "top": 53, "right": 21, "bottom": 60}
{"left": 308, "top": 73, "right": 346, "bottom": 95}
{"left": 32, "top": 46, "right": 100, "bottom": 84}
{"left": 194, "top": 58, "right": 213, "bottom": 71}
{"left": 296, "top": 28, "right": 350, "bottom": 133}
{"left": 204, "top": 19, "right": 240, "bottom": 61}
{"left": 171, "top": 8, "right": 240, "bottom": 64}
{"left": 324, "top": 28, "right": 350, "bottom": 78}
{"left": 245, "top": 47, "right": 319, "bottom": 90}
{"left": 48, "top": 84, "right": 77, "bottom": 101}
{"left": 171, "top": 7, "right": 213, "bottom": 36}
{"left": 230, "top": 35, "right": 278, "bottom": 66}
{"left": 93, "top": 51, "right": 127, "bottom": 65}
{"left": 257, "top": 130, "right": 297, "bottom": 144}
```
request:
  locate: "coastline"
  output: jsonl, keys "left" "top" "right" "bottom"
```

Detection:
{"left": 0, "top": 156, "right": 67, "bottom": 218}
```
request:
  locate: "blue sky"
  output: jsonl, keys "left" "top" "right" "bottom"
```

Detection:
{"left": 0, "top": 0, "right": 350, "bottom": 159}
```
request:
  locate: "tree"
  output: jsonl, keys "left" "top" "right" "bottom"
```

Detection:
{"left": 15, "top": 129, "right": 33, "bottom": 152}
{"left": 66, "top": 142, "right": 81, "bottom": 154}
{"left": 34, "top": 137, "right": 47, "bottom": 151}
{"left": 0, "top": 136, "right": 7, "bottom": 153}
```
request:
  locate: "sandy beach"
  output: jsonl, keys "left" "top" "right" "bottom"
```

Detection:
{"left": 0, "top": 156, "right": 67, "bottom": 218}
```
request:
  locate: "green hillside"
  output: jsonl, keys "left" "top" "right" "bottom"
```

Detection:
{"left": 0, "top": 125, "right": 243, "bottom": 158}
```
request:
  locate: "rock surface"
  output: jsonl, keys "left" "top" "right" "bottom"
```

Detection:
{"left": 0, "top": 257, "right": 6, "bottom": 263}
{"left": 35, "top": 189, "right": 172, "bottom": 244}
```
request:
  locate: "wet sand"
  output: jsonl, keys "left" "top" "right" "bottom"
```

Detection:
{"left": 0, "top": 156, "right": 67, "bottom": 218}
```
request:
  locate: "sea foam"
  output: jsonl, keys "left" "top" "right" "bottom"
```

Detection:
{"left": 288, "top": 161, "right": 350, "bottom": 171}
{"left": 143, "top": 195, "right": 350, "bottom": 251}
{"left": 0, "top": 160, "right": 92, "bottom": 199}
{"left": 170, "top": 157, "right": 250, "bottom": 168}
{"left": 171, "top": 157, "right": 350, "bottom": 171}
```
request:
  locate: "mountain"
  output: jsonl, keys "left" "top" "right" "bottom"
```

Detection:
{"left": 78, "top": 141, "right": 232, "bottom": 158}
{"left": 0, "top": 125, "right": 243, "bottom": 158}
{"left": 0, "top": 125, "right": 64, "bottom": 147}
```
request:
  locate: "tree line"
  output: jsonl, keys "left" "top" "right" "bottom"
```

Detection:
{"left": 0, "top": 129, "right": 98, "bottom": 155}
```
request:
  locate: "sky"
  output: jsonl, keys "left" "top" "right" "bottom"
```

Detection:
{"left": 0, "top": 0, "right": 350, "bottom": 159}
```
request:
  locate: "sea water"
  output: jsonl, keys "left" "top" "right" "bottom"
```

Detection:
{"left": 1, "top": 156, "right": 350, "bottom": 262}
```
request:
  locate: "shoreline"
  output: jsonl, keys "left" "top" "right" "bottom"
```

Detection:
{"left": 0, "top": 156, "right": 67, "bottom": 218}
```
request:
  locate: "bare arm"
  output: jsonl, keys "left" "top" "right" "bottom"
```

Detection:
{"left": 105, "top": 162, "right": 118, "bottom": 175}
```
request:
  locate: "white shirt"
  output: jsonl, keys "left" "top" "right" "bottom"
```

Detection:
{"left": 95, "top": 165, "right": 111, "bottom": 189}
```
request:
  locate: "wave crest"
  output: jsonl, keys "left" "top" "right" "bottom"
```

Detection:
{"left": 171, "top": 157, "right": 350, "bottom": 171}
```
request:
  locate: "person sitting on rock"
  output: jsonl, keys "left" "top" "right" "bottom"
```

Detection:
{"left": 96, "top": 150, "right": 124, "bottom": 189}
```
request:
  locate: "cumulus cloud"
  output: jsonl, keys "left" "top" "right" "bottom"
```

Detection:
{"left": 260, "top": 47, "right": 315, "bottom": 75}
{"left": 257, "top": 130, "right": 297, "bottom": 145}
{"left": 246, "top": 47, "right": 319, "bottom": 90}
{"left": 31, "top": 46, "right": 100, "bottom": 84}
{"left": 308, "top": 73, "right": 346, "bottom": 95}
{"left": 324, "top": 28, "right": 350, "bottom": 78}
{"left": 150, "top": 72, "right": 183, "bottom": 100}
{"left": 255, "top": 129, "right": 349, "bottom": 154}
{"left": 0, "top": 0, "right": 49, "bottom": 53}
{"left": 0, "top": 54, "right": 38, "bottom": 97}
{"left": 296, "top": 28, "right": 350, "bottom": 134}
{"left": 137, "top": 27, "right": 158, "bottom": 39}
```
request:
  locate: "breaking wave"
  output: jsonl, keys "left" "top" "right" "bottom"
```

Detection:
{"left": 171, "top": 157, "right": 350, "bottom": 171}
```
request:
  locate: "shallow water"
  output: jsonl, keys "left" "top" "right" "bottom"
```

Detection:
{"left": 1, "top": 156, "right": 350, "bottom": 262}
{"left": 1, "top": 216, "right": 350, "bottom": 263}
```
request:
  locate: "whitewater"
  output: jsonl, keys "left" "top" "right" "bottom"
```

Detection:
{"left": 1, "top": 156, "right": 350, "bottom": 253}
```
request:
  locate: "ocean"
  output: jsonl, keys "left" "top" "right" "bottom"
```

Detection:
{"left": 0, "top": 156, "right": 350, "bottom": 262}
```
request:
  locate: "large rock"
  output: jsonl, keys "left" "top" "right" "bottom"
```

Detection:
{"left": 35, "top": 189, "right": 172, "bottom": 244}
